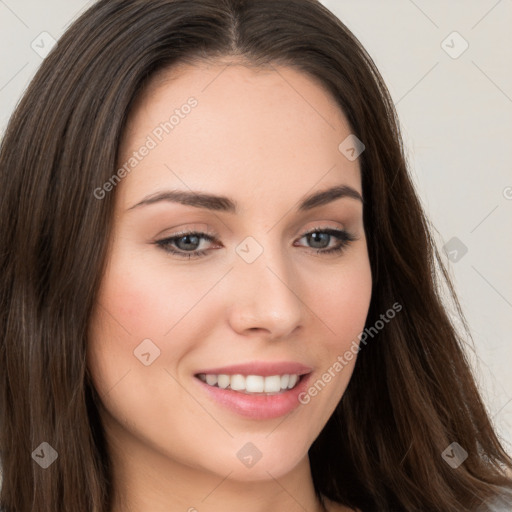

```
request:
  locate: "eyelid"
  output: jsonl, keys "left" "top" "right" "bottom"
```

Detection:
{"left": 153, "top": 223, "right": 215, "bottom": 240}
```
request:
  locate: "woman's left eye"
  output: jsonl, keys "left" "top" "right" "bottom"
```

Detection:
{"left": 296, "top": 228, "right": 358, "bottom": 255}
{"left": 155, "top": 228, "right": 357, "bottom": 259}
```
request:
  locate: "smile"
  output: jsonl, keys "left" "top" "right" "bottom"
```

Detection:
{"left": 196, "top": 373, "right": 301, "bottom": 394}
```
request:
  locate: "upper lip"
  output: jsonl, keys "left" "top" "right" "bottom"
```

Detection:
{"left": 194, "top": 361, "right": 313, "bottom": 377}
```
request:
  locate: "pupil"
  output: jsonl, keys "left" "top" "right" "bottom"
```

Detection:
{"left": 178, "top": 235, "right": 199, "bottom": 250}
{"left": 309, "top": 232, "right": 329, "bottom": 249}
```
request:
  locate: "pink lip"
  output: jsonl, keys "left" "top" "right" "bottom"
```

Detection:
{"left": 193, "top": 369, "right": 313, "bottom": 420}
{"left": 194, "top": 361, "right": 313, "bottom": 377}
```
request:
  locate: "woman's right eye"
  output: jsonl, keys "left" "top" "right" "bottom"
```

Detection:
{"left": 155, "top": 231, "right": 218, "bottom": 259}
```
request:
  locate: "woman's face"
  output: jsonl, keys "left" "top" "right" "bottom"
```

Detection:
{"left": 87, "top": 60, "right": 372, "bottom": 485}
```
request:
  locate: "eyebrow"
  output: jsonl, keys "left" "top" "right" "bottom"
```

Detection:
{"left": 127, "top": 184, "right": 363, "bottom": 213}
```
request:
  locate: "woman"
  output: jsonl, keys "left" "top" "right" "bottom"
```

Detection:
{"left": 1, "top": 0, "right": 511, "bottom": 511}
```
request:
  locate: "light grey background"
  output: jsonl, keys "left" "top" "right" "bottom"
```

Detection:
{"left": 1, "top": 0, "right": 511, "bottom": 454}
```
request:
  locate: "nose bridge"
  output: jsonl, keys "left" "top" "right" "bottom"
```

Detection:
{"left": 228, "top": 233, "right": 304, "bottom": 336}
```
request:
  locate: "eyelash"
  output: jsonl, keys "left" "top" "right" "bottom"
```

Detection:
{"left": 154, "top": 227, "right": 357, "bottom": 260}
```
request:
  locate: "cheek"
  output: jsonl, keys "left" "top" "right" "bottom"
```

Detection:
{"left": 86, "top": 245, "right": 224, "bottom": 396}
{"left": 94, "top": 248, "right": 211, "bottom": 338}
{"left": 85, "top": 256, "right": 206, "bottom": 433}
{"left": 297, "top": 257, "right": 372, "bottom": 419}
{"left": 313, "top": 255, "right": 373, "bottom": 351}
{"left": 85, "top": 251, "right": 167, "bottom": 399}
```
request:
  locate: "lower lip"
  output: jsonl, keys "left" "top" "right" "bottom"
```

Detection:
{"left": 194, "top": 374, "right": 312, "bottom": 420}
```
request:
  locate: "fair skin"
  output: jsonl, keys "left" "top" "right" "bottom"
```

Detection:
{"left": 87, "top": 59, "right": 370, "bottom": 512}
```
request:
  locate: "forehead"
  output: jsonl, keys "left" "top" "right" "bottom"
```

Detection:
{"left": 116, "top": 60, "right": 362, "bottom": 210}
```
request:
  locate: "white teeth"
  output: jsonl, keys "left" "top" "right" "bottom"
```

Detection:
{"left": 230, "top": 374, "right": 245, "bottom": 391}
{"left": 197, "top": 373, "right": 302, "bottom": 394}
{"left": 217, "top": 374, "right": 230, "bottom": 389}
{"left": 264, "top": 375, "right": 282, "bottom": 393}
{"left": 245, "top": 375, "right": 264, "bottom": 392}
{"left": 288, "top": 374, "right": 298, "bottom": 389}
{"left": 205, "top": 374, "right": 218, "bottom": 386}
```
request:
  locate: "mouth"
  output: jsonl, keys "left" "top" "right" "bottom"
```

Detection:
{"left": 192, "top": 362, "right": 313, "bottom": 420}
{"left": 194, "top": 372, "right": 305, "bottom": 395}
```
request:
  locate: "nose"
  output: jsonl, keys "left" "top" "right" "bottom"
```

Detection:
{"left": 226, "top": 243, "right": 304, "bottom": 339}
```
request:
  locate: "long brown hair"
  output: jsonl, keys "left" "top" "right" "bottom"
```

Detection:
{"left": 1, "top": 1, "right": 511, "bottom": 510}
